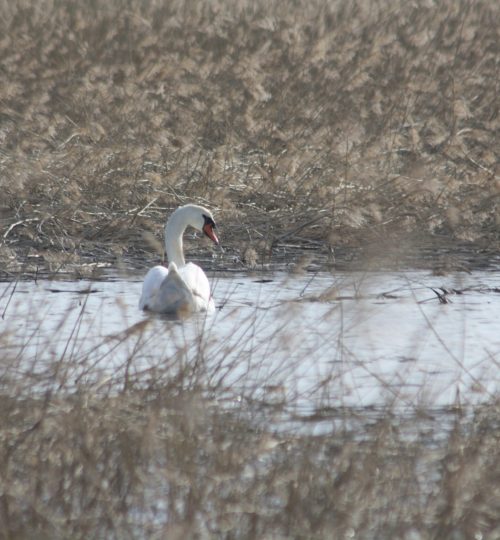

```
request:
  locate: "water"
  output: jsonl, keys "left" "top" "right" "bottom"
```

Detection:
{"left": 1, "top": 270, "right": 499, "bottom": 414}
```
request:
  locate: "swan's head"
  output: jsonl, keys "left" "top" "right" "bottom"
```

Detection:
{"left": 177, "top": 204, "right": 219, "bottom": 245}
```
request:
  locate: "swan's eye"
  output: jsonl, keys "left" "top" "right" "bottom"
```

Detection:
{"left": 202, "top": 214, "right": 216, "bottom": 228}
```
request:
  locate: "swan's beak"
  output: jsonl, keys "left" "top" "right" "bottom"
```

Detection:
{"left": 203, "top": 223, "right": 219, "bottom": 245}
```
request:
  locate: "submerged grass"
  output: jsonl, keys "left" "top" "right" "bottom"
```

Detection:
{"left": 0, "top": 0, "right": 499, "bottom": 276}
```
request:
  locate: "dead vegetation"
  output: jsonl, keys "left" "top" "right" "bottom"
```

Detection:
{"left": 1, "top": 2, "right": 500, "bottom": 534}
{"left": 1, "top": 297, "right": 500, "bottom": 539}
{"left": 0, "top": 0, "right": 499, "bottom": 276}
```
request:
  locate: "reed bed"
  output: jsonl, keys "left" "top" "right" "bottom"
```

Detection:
{"left": 0, "top": 0, "right": 499, "bottom": 277}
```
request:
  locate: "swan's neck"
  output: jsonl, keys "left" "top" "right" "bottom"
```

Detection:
{"left": 165, "top": 210, "right": 187, "bottom": 267}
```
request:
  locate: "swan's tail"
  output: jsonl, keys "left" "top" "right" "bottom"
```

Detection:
{"left": 155, "top": 262, "right": 193, "bottom": 315}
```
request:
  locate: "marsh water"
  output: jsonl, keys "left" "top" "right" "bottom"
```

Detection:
{"left": 1, "top": 270, "right": 499, "bottom": 415}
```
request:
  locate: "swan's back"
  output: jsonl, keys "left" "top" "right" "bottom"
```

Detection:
{"left": 139, "top": 262, "right": 213, "bottom": 314}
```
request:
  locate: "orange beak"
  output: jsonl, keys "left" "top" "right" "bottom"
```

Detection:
{"left": 203, "top": 223, "right": 219, "bottom": 245}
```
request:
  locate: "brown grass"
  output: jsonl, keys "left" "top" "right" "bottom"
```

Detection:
{"left": 0, "top": 0, "right": 499, "bottom": 277}
{"left": 1, "top": 291, "right": 500, "bottom": 539}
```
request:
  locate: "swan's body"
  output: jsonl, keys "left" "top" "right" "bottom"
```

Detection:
{"left": 139, "top": 204, "right": 218, "bottom": 315}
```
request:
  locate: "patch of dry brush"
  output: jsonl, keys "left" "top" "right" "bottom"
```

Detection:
{"left": 1, "top": 344, "right": 499, "bottom": 538}
{"left": 0, "top": 0, "right": 499, "bottom": 274}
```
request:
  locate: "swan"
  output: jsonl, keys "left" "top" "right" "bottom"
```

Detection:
{"left": 139, "top": 204, "right": 219, "bottom": 315}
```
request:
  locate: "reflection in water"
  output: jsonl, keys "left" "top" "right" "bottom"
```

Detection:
{"left": 1, "top": 271, "right": 499, "bottom": 411}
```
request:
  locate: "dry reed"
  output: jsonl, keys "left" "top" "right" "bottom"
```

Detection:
{"left": 0, "top": 0, "right": 499, "bottom": 277}
{"left": 0, "top": 277, "right": 500, "bottom": 538}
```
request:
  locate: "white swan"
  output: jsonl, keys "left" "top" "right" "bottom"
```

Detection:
{"left": 139, "top": 204, "right": 219, "bottom": 315}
